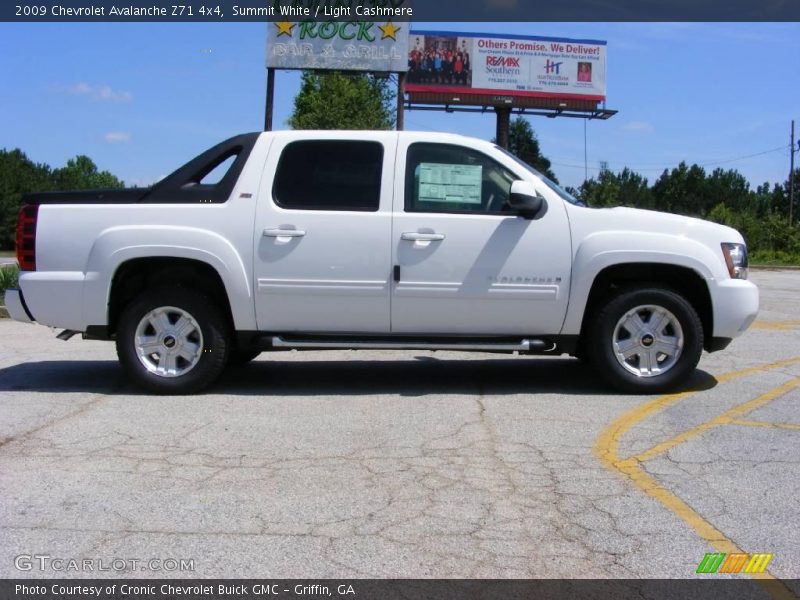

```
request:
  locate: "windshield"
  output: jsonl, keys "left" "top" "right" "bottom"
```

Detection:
{"left": 495, "top": 145, "right": 585, "bottom": 206}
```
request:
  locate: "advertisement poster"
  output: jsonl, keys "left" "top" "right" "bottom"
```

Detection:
{"left": 407, "top": 30, "right": 607, "bottom": 100}
{"left": 266, "top": 20, "right": 410, "bottom": 72}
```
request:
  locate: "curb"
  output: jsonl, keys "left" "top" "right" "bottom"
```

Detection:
{"left": 750, "top": 265, "right": 800, "bottom": 271}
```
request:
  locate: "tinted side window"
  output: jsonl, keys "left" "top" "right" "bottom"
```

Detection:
{"left": 405, "top": 143, "right": 518, "bottom": 214}
{"left": 273, "top": 140, "right": 383, "bottom": 211}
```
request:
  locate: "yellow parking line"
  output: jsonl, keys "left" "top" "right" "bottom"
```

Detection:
{"left": 634, "top": 377, "right": 800, "bottom": 463}
{"left": 751, "top": 320, "right": 800, "bottom": 331}
{"left": 594, "top": 356, "right": 800, "bottom": 468}
{"left": 593, "top": 356, "right": 800, "bottom": 597}
{"left": 731, "top": 419, "right": 800, "bottom": 432}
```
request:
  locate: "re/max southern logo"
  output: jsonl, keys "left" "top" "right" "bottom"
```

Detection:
{"left": 696, "top": 553, "right": 773, "bottom": 574}
{"left": 486, "top": 56, "right": 520, "bottom": 68}
{"left": 485, "top": 55, "right": 521, "bottom": 76}
{"left": 544, "top": 59, "right": 563, "bottom": 74}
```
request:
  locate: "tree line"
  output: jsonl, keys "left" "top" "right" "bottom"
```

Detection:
{"left": 568, "top": 161, "right": 800, "bottom": 264}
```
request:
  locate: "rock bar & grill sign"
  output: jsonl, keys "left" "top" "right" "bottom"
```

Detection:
{"left": 265, "top": 12, "right": 411, "bottom": 72}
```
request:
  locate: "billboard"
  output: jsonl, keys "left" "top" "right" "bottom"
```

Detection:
{"left": 266, "top": 20, "right": 409, "bottom": 72}
{"left": 406, "top": 31, "right": 606, "bottom": 102}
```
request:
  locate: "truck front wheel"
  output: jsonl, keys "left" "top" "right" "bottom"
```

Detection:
{"left": 586, "top": 287, "right": 704, "bottom": 393}
{"left": 116, "top": 287, "right": 230, "bottom": 394}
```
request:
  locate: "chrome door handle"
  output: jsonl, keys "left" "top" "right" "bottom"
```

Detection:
{"left": 264, "top": 228, "right": 306, "bottom": 238}
{"left": 401, "top": 232, "right": 445, "bottom": 242}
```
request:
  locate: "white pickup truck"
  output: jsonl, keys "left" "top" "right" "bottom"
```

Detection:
{"left": 7, "top": 130, "right": 758, "bottom": 394}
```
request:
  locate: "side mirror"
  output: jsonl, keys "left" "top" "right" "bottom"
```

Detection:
{"left": 509, "top": 181, "right": 546, "bottom": 219}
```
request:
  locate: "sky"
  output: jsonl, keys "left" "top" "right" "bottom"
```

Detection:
{"left": 0, "top": 22, "right": 798, "bottom": 190}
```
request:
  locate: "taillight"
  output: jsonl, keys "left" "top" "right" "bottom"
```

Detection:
{"left": 16, "top": 204, "right": 38, "bottom": 271}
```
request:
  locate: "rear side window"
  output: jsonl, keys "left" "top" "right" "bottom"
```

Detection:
{"left": 273, "top": 140, "right": 383, "bottom": 211}
{"left": 143, "top": 133, "right": 260, "bottom": 204}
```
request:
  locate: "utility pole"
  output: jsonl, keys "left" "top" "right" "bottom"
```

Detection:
{"left": 584, "top": 119, "right": 588, "bottom": 183}
{"left": 790, "top": 119, "right": 795, "bottom": 226}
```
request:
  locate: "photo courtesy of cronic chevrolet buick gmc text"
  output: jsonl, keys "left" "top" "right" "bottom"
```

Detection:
{"left": 6, "top": 131, "right": 758, "bottom": 394}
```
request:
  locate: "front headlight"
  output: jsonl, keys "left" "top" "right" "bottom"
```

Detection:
{"left": 721, "top": 243, "right": 748, "bottom": 279}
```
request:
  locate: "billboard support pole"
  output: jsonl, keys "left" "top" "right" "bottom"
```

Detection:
{"left": 584, "top": 120, "right": 588, "bottom": 183}
{"left": 397, "top": 72, "right": 406, "bottom": 131}
{"left": 495, "top": 107, "right": 511, "bottom": 149}
{"left": 264, "top": 68, "right": 275, "bottom": 132}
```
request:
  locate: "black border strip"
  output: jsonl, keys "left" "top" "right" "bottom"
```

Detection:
{"left": 2, "top": 0, "right": 798, "bottom": 22}
{"left": 2, "top": 579, "right": 799, "bottom": 600}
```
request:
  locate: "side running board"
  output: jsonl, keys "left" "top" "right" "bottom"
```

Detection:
{"left": 269, "top": 336, "right": 552, "bottom": 353}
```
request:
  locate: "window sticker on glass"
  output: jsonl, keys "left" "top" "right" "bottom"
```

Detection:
{"left": 418, "top": 163, "right": 483, "bottom": 205}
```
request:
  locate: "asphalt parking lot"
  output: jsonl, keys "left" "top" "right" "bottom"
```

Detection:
{"left": 0, "top": 270, "right": 798, "bottom": 584}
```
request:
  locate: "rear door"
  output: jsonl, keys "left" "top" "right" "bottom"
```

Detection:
{"left": 253, "top": 132, "right": 396, "bottom": 332}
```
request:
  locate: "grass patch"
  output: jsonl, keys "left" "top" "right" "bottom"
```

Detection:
{"left": 0, "top": 265, "right": 19, "bottom": 305}
{"left": 750, "top": 250, "right": 800, "bottom": 267}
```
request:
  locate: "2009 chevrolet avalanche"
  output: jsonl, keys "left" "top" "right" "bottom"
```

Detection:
{"left": 7, "top": 131, "right": 758, "bottom": 394}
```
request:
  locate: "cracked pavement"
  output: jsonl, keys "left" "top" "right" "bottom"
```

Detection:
{"left": 0, "top": 270, "right": 798, "bottom": 580}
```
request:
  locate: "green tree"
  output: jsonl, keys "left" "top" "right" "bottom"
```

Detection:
{"left": 0, "top": 150, "right": 124, "bottom": 250}
{"left": 704, "top": 168, "right": 751, "bottom": 214}
{"left": 651, "top": 162, "right": 708, "bottom": 216}
{"left": 749, "top": 182, "right": 773, "bottom": 218}
{"left": 616, "top": 168, "right": 653, "bottom": 209}
{"left": 707, "top": 202, "right": 734, "bottom": 227}
{"left": 0, "top": 149, "right": 52, "bottom": 249}
{"left": 578, "top": 167, "right": 620, "bottom": 208}
{"left": 501, "top": 117, "right": 559, "bottom": 183}
{"left": 289, "top": 71, "right": 396, "bottom": 130}
{"left": 779, "top": 168, "right": 800, "bottom": 219}
{"left": 576, "top": 167, "right": 650, "bottom": 209}
{"left": 51, "top": 155, "right": 124, "bottom": 190}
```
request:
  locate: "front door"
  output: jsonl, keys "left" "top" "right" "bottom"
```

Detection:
{"left": 390, "top": 140, "right": 572, "bottom": 335}
{"left": 254, "top": 133, "right": 396, "bottom": 333}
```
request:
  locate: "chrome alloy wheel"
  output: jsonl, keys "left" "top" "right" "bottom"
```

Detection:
{"left": 134, "top": 306, "right": 204, "bottom": 378}
{"left": 612, "top": 305, "right": 684, "bottom": 378}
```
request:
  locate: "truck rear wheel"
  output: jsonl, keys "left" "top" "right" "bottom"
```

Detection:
{"left": 587, "top": 286, "right": 703, "bottom": 393}
{"left": 116, "top": 287, "right": 230, "bottom": 394}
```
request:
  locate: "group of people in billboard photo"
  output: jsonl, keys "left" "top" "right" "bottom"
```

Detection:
{"left": 407, "top": 35, "right": 471, "bottom": 87}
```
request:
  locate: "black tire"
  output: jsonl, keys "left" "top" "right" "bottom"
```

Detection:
{"left": 227, "top": 349, "right": 261, "bottom": 367}
{"left": 586, "top": 286, "right": 703, "bottom": 393}
{"left": 115, "top": 286, "right": 230, "bottom": 394}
